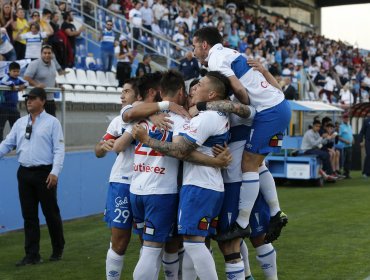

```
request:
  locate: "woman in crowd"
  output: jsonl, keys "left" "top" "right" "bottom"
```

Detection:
{"left": 115, "top": 36, "right": 133, "bottom": 87}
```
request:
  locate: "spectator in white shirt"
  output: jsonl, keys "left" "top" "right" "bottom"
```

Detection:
{"left": 140, "top": 0, "right": 154, "bottom": 36}
{"left": 129, "top": 2, "right": 142, "bottom": 49}
{"left": 17, "top": 23, "right": 51, "bottom": 60}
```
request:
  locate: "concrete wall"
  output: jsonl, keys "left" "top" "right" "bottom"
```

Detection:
{"left": 0, "top": 150, "right": 116, "bottom": 233}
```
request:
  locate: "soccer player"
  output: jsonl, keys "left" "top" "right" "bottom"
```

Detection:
{"left": 132, "top": 71, "right": 230, "bottom": 280}
{"left": 94, "top": 78, "right": 140, "bottom": 280}
{"left": 192, "top": 27, "right": 291, "bottom": 242}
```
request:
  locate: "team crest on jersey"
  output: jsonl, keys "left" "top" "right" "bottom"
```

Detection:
{"left": 133, "top": 218, "right": 144, "bottom": 229}
{"left": 269, "top": 133, "right": 283, "bottom": 147}
{"left": 210, "top": 217, "right": 219, "bottom": 228}
{"left": 198, "top": 217, "right": 210, "bottom": 230}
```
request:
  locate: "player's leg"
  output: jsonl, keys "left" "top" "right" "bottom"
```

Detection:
{"left": 179, "top": 185, "right": 223, "bottom": 280}
{"left": 240, "top": 240, "right": 253, "bottom": 279}
{"left": 249, "top": 193, "right": 278, "bottom": 280}
{"left": 163, "top": 237, "right": 181, "bottom": 280}
{"left": 133, "top": 193, "right": 178, "bottom": 280}
{"left": 105, "top": 183, "right": 133, "bottom": 280}
{"left": 217, "top": 182, "right": 246, "bottom": 279}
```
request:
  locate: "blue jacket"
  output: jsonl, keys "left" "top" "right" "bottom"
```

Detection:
{"left": 0, "top": 74, "right": 29, "bottom": 109}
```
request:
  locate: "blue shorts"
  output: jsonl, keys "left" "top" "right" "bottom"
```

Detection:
{"left": 218, "top": 182, "right": 269, "bottom": 238}
{"left": 130, "top": 193, "right": 178, "bottom": 243}
{"left": 178, "top": 185, "right": 224, "bottom": 237}
{"left": 104, "top": 182, "right": 133, "bottom": 230}
{"left": 245, "top": 99, "right": 291, "bottom": 155}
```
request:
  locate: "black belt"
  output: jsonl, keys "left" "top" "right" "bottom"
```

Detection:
{"left": 21, "top": 165, "right": 52, "bottom": 171}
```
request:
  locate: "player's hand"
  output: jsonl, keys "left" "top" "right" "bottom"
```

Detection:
{"left": 169, "top": 102, "right": 191, "bottom": 119}
{"left": 132, "top": 124, "right": 149, "bottom": 143}
{"left": 248, "top": 58, "right": 267, "bottom": 74}
{"left": 188, "top": 105, "right": 199, "bottom": 117}
{"left": 214, "top": 144, "right": 232, "bottom": 168}
{"left": 101, "top": 139, "right": 115, "bottom": 152}
{"left": 46, "top": 174, "right": 58, "bottom": 189}
{"left": 212, "top": 143, "right": 225, "bottom": 157}
{"left": 149, "top": 113, "right": 173, "bottom": 130}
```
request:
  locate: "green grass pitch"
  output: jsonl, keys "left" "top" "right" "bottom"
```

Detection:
{"left": 1, "top": 171, "right": 370, "bottom": 280}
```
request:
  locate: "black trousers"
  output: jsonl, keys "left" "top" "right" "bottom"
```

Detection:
{"left": 342, "top": 147, "right": 352, "bottom": 176}
{"left": 45, "top": 100, "right": 56, "bottom": 117}
{"left": 17, "top": 165, "right": 65, "bottom": 258}
{"left": 305, "top": 148, "right": 333, "bottom": 174}
{"left": 363, "top": 141, "right": 370, "bottom": 176}
{"left": 116, "top": 62, "right": 132, "bottom": 87}
{"left": 0, "top": 107, "right": 20, "bottom": 141}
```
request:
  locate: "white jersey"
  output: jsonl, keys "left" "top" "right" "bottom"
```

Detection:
{"left": 129, "top": 111, "right": 187, "bottom": 195}
{"left": 182, "top": 111, "right": 229, "bottom": 192}
{"left": 206, "top": 43, "right": 284, "bottom": 112}
{"left": 104, "top": 105, "right": 135, "bottom": 184}
{"left": 222, "top": 97, "right": 252, "bottom": 183}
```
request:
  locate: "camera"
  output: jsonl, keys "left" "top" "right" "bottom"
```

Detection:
{"left": 25, "top": 124, "right": 32, "bottom": 140}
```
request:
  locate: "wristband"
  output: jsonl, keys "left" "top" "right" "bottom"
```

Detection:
{"left": 158, "top": 101, "right": 170, "bottom": 111}
{"left": 247, "top": 105, "right": 256, "bottom": 120}
{"left": 196, "top": 101, "right": 207, "bottom": 111}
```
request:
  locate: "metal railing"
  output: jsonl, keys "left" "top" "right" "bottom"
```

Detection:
{"left": 71, "top": 0, "right": 190, "bottom": 69}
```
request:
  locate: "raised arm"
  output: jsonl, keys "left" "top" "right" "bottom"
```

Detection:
{"left": 247, "top": 59, "right": 283, "bottom": 92}
{"left": 196, "top": 100, "right": 255, "bottom": 119}
{"left": 228, "top": 75, "right": 250, "bottom": 105}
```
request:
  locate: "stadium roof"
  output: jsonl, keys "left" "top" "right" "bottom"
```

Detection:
{"left": 317, "top": 0, "right": 370, "bottom": 7}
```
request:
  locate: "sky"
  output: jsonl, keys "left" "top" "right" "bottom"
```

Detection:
{"left": 321, "top": 3, "right": 370, "bottom": 50}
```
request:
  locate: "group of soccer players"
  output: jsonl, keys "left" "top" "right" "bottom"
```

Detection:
{"left": 95, "top": 26, "right": 291, "bottom": 280}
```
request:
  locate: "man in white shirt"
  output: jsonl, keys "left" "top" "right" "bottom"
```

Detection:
{"left": 129, "top": 2, "right": 142, "bottom": 48}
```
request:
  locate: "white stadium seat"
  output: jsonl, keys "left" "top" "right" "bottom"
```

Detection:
{"left": 85, "top": 85, "right": 95, "bottom": 91}
{"left": 107, "top": 86, "right": 118, "bottom": 92}
{"left": 86, "top": 70, "right": 98, "bottom": 86}
{"left": 96, "top": 85, "right": 106, "bottom": 92}
{"left": 55, "top": 72, "right": 66, "bottom": 84}
{"left": 75, "top": 69, "right": 89, "bottom": 85}
{"left": 106, "top": 72, "right": 118, "bottom": 87}
{"left": 74, "top": 85, "right": 85, "bottom": 91}
{"left": 64, "top": 68, "right": 78, "bottom": 84}
{"left": 96, "top": 71, "right": 110, "bottom": 86}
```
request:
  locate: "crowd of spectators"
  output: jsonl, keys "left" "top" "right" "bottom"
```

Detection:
{"left": 0, "top": 0, "right": 369, "bottom": 106}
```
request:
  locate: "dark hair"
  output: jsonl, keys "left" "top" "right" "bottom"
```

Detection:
{"left": 42, "top": 8, "right": 52, "bottom": 15}
{"left": 9, "top": 62, "right": 20, "bottom": 71}
{"left": 63, "top": 11, "right": 72, "bottom": 20}
{"left": 193, "top": 27, "right": 222, "bottom": 47}
{"left": 160, "top": 70, "right": 185, "bottom": 98}
{"left": 106, "top": 19, "right": 113, "bottom": 24}
{"left": 137, "top": 72, "right": 162, "bottom": 100}
{"left": 313, "top": 120, "right": 321, "bottom": 126}
{"left": 189, "top": 78, "right": 199, "bottom": 89}
{"left": 124, "top": 78, "right": 140, "bottom": 98}
{"left": 41, "top": 44, "right": 53, "bottom": 52}
{"left": 321, "top": 116, "right": 332, "bottom": 125}
{"left": 205, "top": 71, "right": 230, "bottom": 99}
{"left": 29, "top": 22, "right": 40, "bottom": 31}
{"left": 326, "top": 122, "right": 334, "bottom": 128}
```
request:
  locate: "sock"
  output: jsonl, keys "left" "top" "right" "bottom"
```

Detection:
{"left": 225, "top": 261, "right": 245, "bottom": 280}
{"left": 162, "top": 252, "right": 179, "bottom": 280}
{"left": 133, "top": 246, "right": 162, "bottom": 280}
{"left": 178, "top": 247, "right": 185, "bottom": 280}
{"left": 259, "top": 165, "right": 281, "bottom": 216}
{"left": 182, "top": 250, "right": 197, "bottom": 280}
{"left": 155, "top": 248, "right": 164, "bottom": 280}
{"left": 255, "top": 244, "right": 278, "bottom": 280}
{"left": 106, "top": 248, "right": 124, "bottom": 280}
{"left": 183, "top": 242, "right": 218, "bottom": 280}
{"left": 236, "top": 172, "right": 260, "bottom": 228}
{"left": 240, "top": 240, "right": 251, "bottom": 277}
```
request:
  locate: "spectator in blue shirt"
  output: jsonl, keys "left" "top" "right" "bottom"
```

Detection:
{"left": 0, "top": 62, "right": 28, "bottom": 141}
{"left": 100, "top": 20, "right": 116, "bottom": 71}
{"left": 178, "top": 51, "right": 200, "bottom": 81}
{"left": 0, "top": 87, "right": 65, "bottom": 266}
{"left": 338, "top": 112, "right": 354, "bottom": 179}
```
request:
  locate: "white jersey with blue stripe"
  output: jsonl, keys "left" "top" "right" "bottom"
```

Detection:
{"left": 182, "top": 111, "right": 229, "bottom": 192}
{"left": 129, "top": 111, "right": 187, "bottom": 195}
{"left": 106, "top": 106, "right": 135, "bottom": 184}
{"left": 206, "top": 43, "right": 284, "bottom": 112}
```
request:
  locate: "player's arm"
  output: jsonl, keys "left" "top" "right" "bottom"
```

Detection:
{"left": 95, "top": 139, "right": 115, "bottom": 158}
{"left": 228, "top": 75, "right": 250, "bottom": 105}
{"left": 113, "top": 132, "right": 134, "bottom": 153}
{"left": 184, "top": 143, "right": 232, "bottom": 168}
{"left": 132, "top": 124, "right": 197, "bottom": 159}
{"left": 122, "top": 101, "right": 190, "bottom": 123}
{"left": 247, "top": 58, "right": 283, "bottom": 91}
{"left": 196, "top": 100, "right": 256, "bottom": 119}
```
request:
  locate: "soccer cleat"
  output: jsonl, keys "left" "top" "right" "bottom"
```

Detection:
{"left": 246, "top": 275, "right": 255, "bottom": 280}
{"left": 15, "top": 256, "right": 43, "bottom": 267}
{"left": 216, "top": 222, "right": 251, "bottom": 242}
{"left": 265, "top": 211, "right": 288, "bottom": 243}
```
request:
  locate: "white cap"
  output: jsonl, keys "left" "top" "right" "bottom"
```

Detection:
{"left": 119, "top": 35, "right": 127, "bottom": 41}
{"left": 282, "top": 69, "right": 292, "bottom": 76}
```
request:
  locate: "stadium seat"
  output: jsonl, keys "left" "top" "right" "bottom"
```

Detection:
{"left": 96, "top": 85, "right": 106, "bottom": 92}
{"left": 56, "top": 72, "right": 66, "bottom": 84}
{"left": 74, "top": 84, "right": 85, "bottom": 91}
{"left": 106, "top": 72, "right": 118, "bottom": 87}
{"left": 85, "top": 85, "right": 95, "bottom": 91}
{"left": 96, "top": 71, "right": 110, "bottom": 86}
{"left": 76, "top": 69, "right": 89, "bottom": 85}
{"left": 107, "top": 86, "right": 118, "bottom": 92}
{"left": 86, "top": 56, "right": 96, "bottom": 70}
{"left": 86, "top": 70, "right": 98, "bottom": 86}
{"left": 64, "top": 68, "right": 78, "bottom": 84}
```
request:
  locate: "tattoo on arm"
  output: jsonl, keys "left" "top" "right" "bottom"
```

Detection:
{"left": 146, "top": 136, "right": 198, "bottom": 160}
{"left": 206, "top": 100, "right": 251, "bottom": 118}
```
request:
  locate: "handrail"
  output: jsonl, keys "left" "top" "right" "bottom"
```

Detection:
{"left": 71, "top": 0, "right": 189, "bottom": 68}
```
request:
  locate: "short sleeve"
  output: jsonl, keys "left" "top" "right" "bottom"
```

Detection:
{"left": 24, "top": 61, "right": 37, "bottom": 78}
